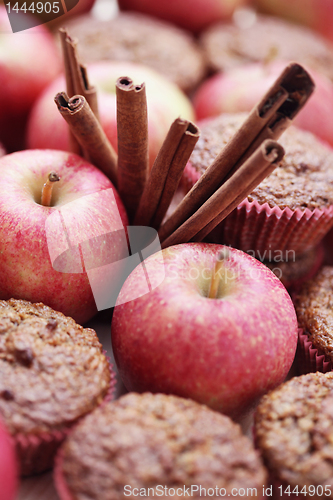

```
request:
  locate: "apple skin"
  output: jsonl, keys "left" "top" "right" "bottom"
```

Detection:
{"left": 0, "top": 7, "right": 61, "bottom": 152}
{"left": 0, "top": 149, "right": 128, "bottom": 325}
{"left": 118, "top": 0, "right": 250, "bottom": 33}
{"left": 193, "top": 60, "right": 333, "bottom": 148}
{"left": 255, "top": 0, "right": 333, "bottom": 44}
{"left": 112, "top": 243, "right": 298, "bottom": 418}
{"left": 26, "top": 61, "right": 195, "bottom": 168}
{"left": 0, "top": 419, "right": 18, "bottom": 500}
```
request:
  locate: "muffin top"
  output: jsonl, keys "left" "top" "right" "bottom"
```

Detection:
{"left": 0, "top": 299, "right": 110, "bottom": 434}
{"left": 200, "top": 13, "right": 333, "bottom": 82}
{"left": 294, "top": 266, "right": 333, "bottom": 359}
{"left": 190, "top": 113, "right": 333, "bottom": 210}
{"left": 61, "top": 392, "right": 267, "bottom": 500}
{"left": 65, "top": 12, "right": 206, "bottom": 94}
{"left": 255, "top": 371, "right": 333, "bottom": 494}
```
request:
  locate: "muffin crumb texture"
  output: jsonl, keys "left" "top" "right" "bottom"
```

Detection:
{"left": 294, "top": 266, "right": 333, "bottom": 360}
{"left": 65, "top": 12, "right": 206, "bottom": 93}
{"left": 255, "top": 372, "right": 333, "bottom": 495}
{"left": 0, "top": 299, "right": 110, "bottom": 435}
{"left": 200, "top": 14, "right": 333, "bottom": 82}
{"left": 191, "top": 114, "right": 333, "bottom": 210}
{"left": 62, "top": 393, "right": 266, "bottom": 500}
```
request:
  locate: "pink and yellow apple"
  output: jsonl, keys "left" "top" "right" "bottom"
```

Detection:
{"left": 0, "top": 149, "right": 128, "bottom": 325}
{"left": 0, "top": 6, "right": 61, "bottom": 152}
{"left": 255, "top": 0, "right": 333, "bottom": 44}
{"left": 26, "top": 61, "right": 195, "bottom": 168}
{"left": 194, "top": 61, "right": 333, "bottom": 148}
{"left": 118, "top": 0, "right": 250, "bottom": 33}
{"left": 112, "top": 243, "right": 298, "bottom": 419}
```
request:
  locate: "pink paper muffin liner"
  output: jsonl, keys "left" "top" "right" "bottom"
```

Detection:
{"left": 54, "top": 445, "right": 76, "bottom": 500}
{"left": 14, "top": 358, "right": 116, "bottom": 476}
{"left": 182, "top": 163, "right": 333, "bottom": 255}
{"left": 297, "top": 328, "right": 332, "bottom": 375}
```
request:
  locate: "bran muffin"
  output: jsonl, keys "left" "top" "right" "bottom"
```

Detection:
{"left": 0, "top": 298, "right": 114, "bottom": 476}
{"left": 184, "top": 112, "right": 333, "bottom": 255}
{"left": 262, "top": 244, "right": 324, "bottom": 292}
{"left": 255, "top": 372, "right": 333, "bottom": 499}
{"left": 63, "top": 12, "right": 207, "bottom": 94}
{"left": 294, "top": 266, "right": 333, "bottom": 373}
{"left": 55, "top": 392, "right": 267, "bottom": 500}
{"left": 200, "top": 13, "right": 333, "bottom": 82}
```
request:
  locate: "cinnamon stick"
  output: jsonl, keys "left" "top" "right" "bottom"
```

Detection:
{"left": 158, "top": 62, "right": 314, "bottom": 243}
{"left": 134, "top": 118, "right": 189, "bottom": 226}
{"left": 193, "top": 156, "right": 281, "bottom": 243}
{"left": 59, "top": 28, "right": 99, "bottom": 118}
{"left": 54, "top": 92, "right": 118, "bottom": 187}
{"left": 161, "top": 140, "right": 285, "bottom": 249}
{"left": 59, "top": 28, "right": 99, "bottom": 155}
{"left": 134, "top": 119, "right": 200, "bottom": 229}
{"left": 116, "top": 76, "right": 149, "bottom": 222}
{"left": 151, "top": 122, "right": 200, "bottom": 230}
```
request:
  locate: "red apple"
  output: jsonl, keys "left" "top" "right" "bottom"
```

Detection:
{"left": 118, "top": 0, "right": 250, "bottom": 33}
{"left": 0, "top": 419, "right": 17, "bottom": 500}
{"left": 26, "top": 61, "right": 195, "bottom": 168}
{"left": 0, "top": 6, "right": 61, "bottom": 152}
{"left": 193, "top": 61, "right": 333, "bottom": 148}
{"left": 112, "top": 243, "right": 298, "bottom": 419}
{"left": 0, "top": 149, "right": 128, "bottom": 325}
{"left": 255, "top": 0, "right": 333, "bottom": 44}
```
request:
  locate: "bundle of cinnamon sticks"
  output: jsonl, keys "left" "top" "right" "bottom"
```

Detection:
{"left": 55, "top": 29, "right": 315, "bottom": 248}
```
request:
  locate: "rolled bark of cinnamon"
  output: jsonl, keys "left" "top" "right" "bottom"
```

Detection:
{"left": 59, "top": 28, "right": 99, "bottom": 119}
{"left": 54, "top": 92, "right": 118, "bottom": 187}
{"left": 193, "top": 162, "right": 281, "bottom": 243}
{"left": 134, "top": 118, "right": 189, "bottom": 227}
{"left": 158, "top": 62, "right": 314, "bottom": 243}
{"left": 116, "top": 77, "right": 149, "bottom": 223}
{"left": 59, "top": 28, "right": 99, "bottom": 155}
{"left": 161, "top": 140, "right": 285, "bottom": 249}
{"left": 151, "top": 122, "right": 200, "bottom": 230}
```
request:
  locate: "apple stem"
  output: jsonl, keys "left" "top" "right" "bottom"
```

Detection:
{"left": 41, "top": 172, "right": 60, "bottom": 207}
{"left": 208, "top": 248, "right": 230, "bottom": 299}
{"left": 264, "top": 45, "right": 278, "bottom": 65}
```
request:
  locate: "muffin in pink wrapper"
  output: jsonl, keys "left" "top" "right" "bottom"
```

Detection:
{"left": 0, "top": 418, "right": 18, "bottom": 500}
{"left": 0, "top": 299, "right": 116, "bottom": 476}
{"left": 293, "top": 266, "right": 333, "bottom": 375}
{"left": 199, "top": 14, "right": 333, "bottom": 83}
{"left": 297, "top": 329, "right": 332, "bottom": 375}
{"left": 54, "top": 392, "right": 267, "bottom": 500}
{"left": 263, "top": 243, "right": 324, "bottom": 293}
{"left": 255, "top": 372, "right": 333, "bottom": 500}
{"left": 184, "top": 113, "right": 333, "bottom": 257}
